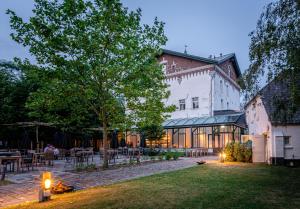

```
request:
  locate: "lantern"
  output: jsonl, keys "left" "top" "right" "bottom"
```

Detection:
{"left": 39, "top": 172, "right": 52, "bottom": 202}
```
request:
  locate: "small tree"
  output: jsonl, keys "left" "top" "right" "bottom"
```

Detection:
{"left": 7, "top": 0, "right": 173, "bottom": 168}
{"left": 139, "top": 124, "right": 165, "bottom": 148}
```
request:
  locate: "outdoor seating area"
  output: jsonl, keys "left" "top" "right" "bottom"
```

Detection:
{"left": 0, "top": 146, "right": 214, "bottom": 177}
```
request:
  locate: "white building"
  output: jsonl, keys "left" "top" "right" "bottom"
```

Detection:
{"left": 160, "top": 49, "right": 241, "bottom": 119}
{"left": 245, "top": 77, "right": 300, "bottom": 165}
{"left": 127, "top": 49, "right": 246, "bottom": 150}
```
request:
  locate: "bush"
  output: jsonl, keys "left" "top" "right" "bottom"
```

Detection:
{"left": 224, "top": 142, "right": 235, "bottom": 161}
{"left": 158, "top": 154, "right": 164, "bottom": 160}
{"left": 173, "top": 152, "right": 180, "bottom": 160}
{"left": 224, "top": 141, "right": 252, "bottom": 163}
{"left": 165, "top": 152, "right": 172, "bottom": 160}
{"left": 147, "top": 149, "right": 160, "bottom": 156}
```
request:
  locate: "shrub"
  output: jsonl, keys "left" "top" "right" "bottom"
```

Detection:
{"left": 173, "top": 152, "right": 179, "bottom": 160}
{"left": 158, "top": 154, "right": 164, "bottom": 161}
{"left": 236, "top": 143, "right": 245, "bottom": 162}
{"left": 224, "top": 141, "right": 252, "bottom": 163}
{"left": 147, "top": 149, "right": 160, "bottom": 156}
{"left": 165, "top": 152, "right": 172, "bottom": 160}
{"left": 224, "top": 142, "right": 235, "bottom": 161}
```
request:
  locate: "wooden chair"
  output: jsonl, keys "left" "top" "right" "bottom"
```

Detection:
{"left": 21, "top": 153, "right": 34, "bottom": 171}
{"left": 44, "top": 152, "right": 54, "bottom": 166}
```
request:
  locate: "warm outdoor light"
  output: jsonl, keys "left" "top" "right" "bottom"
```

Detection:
{"left": 220, "top": 125, "right": 225, "bottom": 129}
{"left": 44, "top": 179, "right": 51, "bottom": 190}
{"left": 39, "top": 172, "right": 52, "bottom": 202}
{"left": 219, "top": 152, "right": 226, "bottom": 163}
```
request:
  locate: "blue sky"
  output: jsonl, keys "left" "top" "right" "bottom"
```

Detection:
{"left": 0, "top": 0, "right": 271, "bottom": 73}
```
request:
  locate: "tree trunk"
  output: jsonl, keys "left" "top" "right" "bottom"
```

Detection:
{"left": 1, "top": 165, "right": 6, "bottom": 181}
{"left": 102, "top": 121, "right": 109, "bottom": 169}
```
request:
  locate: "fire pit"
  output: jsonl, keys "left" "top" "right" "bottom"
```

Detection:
{"left": 51, "top": 181, "right": 74, "bottom": 194}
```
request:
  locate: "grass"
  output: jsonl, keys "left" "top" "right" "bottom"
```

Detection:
{"left": 6, "top": 162, "right": 300, "bottom": 209}
{"left": 0, "top": 180, "right": 12, "bottom": 186}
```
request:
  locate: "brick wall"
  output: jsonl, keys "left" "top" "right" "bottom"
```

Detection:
{"left": 159, "top": 53, "right": 208, "bottom": 74}
{"left": 218, "top": 60, "right": 238, "bottom": 81}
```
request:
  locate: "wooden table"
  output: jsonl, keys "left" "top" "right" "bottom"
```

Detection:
{"left": 0, "top": 156, "right": 22, "bottom": 172}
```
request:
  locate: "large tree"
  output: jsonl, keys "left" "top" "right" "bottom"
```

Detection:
{"left": 0, "top": 60, "right": 34, "bottom": 124}
{"left": 241, "top": 0, "right": 300, "bottom": 105}
{"left": 7, "top": 0, "right": 173, "bottom": 168}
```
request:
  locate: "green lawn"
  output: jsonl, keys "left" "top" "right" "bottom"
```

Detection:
{"left": 0, "top": 180, "right": 12, "bottom": 186}
{"left": 6, "top": 162, "right": 300, "bottom": 209}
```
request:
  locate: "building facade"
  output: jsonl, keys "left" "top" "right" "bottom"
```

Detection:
{"left": 127, "top": 49, "right": 246, "bottom": 151}
{"left": 160, "top": 49, "right": 241, "bottom": 119}
{"left": 245, "top": 77, "right": 300, "bottom": 165}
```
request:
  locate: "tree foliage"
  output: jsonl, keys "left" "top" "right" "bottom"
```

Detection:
{"left": 0, "top": 61, "right": 34, "bottom": 124}
{"left": 7, "top": 0, "right": 174, "bottom": 168}
{"left": 242, "top": 0, "right": 300, "bottom": 105}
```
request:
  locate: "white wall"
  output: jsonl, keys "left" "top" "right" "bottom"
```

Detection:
{"left": 165, "top": 67, "right": 241, "bottom": 119}
{"left": 213, "top": 72, "right": 240, "bottom": 111}
{"left": 246, "top": 97, "right": 271, "bottom": 136}
{"left": 272, "top": 126, "right": 300, "bottom": 159}
{"left": 245, "top": 96, "right": 300, "bottom": 161}
{"left": 245, "top": 96, "right": 272, "bottom": 162}
{"left": 165, "top": 70, "right": 211, "bottom": 119}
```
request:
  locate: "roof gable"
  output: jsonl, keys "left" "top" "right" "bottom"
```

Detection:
{"left": 161, "top": 49, "right": 241, "bottom": 78}
{"left": 246, "top": 76, "right": 300, "bottom": 125}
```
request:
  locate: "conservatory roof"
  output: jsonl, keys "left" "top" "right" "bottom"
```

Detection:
{"left": 163, "top": 113, "right": 246, "bottom": 129}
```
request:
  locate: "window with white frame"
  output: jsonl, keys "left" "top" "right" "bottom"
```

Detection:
{"left": 179, "top": 99, "right": 185, "bottom": 110}
{"left": 284, "top": 136, "right": 291, "bottom": 146}
{"left": 221, "top": 99, "right": 224, "bottom": 109}
{"left": 192, "top": 97, "right": 199, "bottom": 109}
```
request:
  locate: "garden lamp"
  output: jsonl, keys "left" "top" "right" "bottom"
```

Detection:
{"left": 39, "top": 171, "right": 52, "bottom": 202}
{"left": 219, "top": 152, "right": 226, "bottom": 163}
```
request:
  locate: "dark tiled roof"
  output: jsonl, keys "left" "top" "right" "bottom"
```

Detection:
{"left": 249, "top": 77, "right": 300, "bottom": 125}
{"left": 213, "top": 110, "right": 242, "bottom": 116}
{"left": 162, "top": 49, "right": 241, "bottom": 77}
{"left": 163, "top": 113, "right": 246, "bottom": 129}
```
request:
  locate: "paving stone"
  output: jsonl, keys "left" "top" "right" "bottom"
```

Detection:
{"left": 0, "top": 156, "right": 217, "bottom": 208}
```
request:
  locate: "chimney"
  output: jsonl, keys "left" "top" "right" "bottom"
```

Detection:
{"left": 220, "top": 53, "right": 223, "bottom": 57}
{"left": 209, "top": 55, "right": 212, "bottom": 59}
